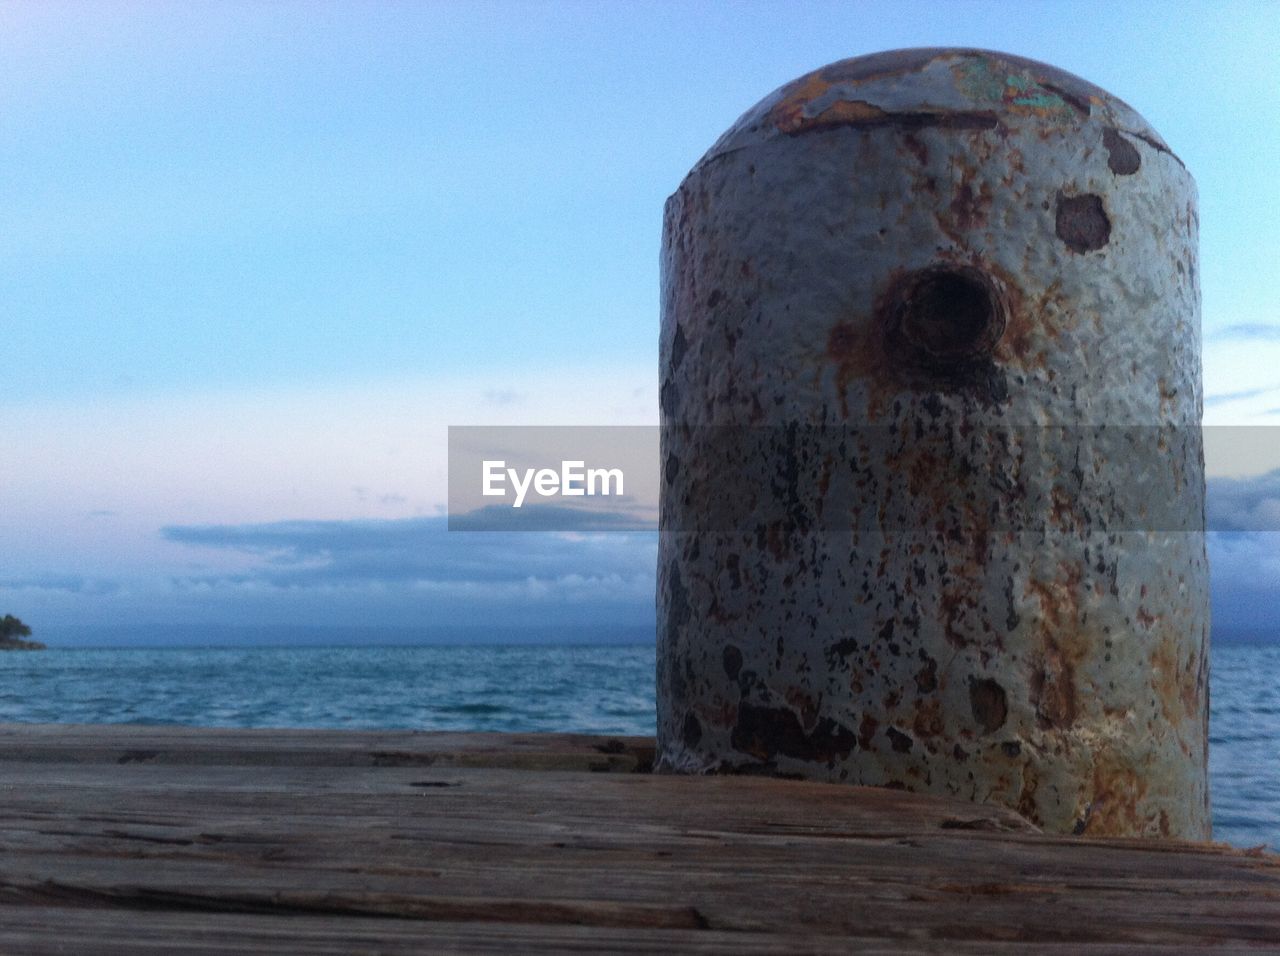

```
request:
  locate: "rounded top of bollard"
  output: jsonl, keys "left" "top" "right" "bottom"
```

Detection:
{"left": 697, "top": 48, "right": 1175, "bottom": 171}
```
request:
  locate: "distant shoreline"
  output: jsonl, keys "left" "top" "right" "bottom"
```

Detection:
{"left": 0, "top": 636, "right": 45, "bottom": 651}
{"left": 19, "top": 622, "right": 1277, "bottom": 650}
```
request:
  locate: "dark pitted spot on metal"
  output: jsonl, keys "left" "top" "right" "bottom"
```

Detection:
{"left": 886, "top": 727, "right": 914, "bottom": 753}
{"left": 670, "top": 324, "right": 688, "bottom": 372}
{"left": 914, "top": 655, "right": 938, "bottom": 693}
{"left": 883, "top": 265, "right": 1006, "bottom": 369}
{"left": 1055, "top": 192, "right": 1111, "bottom": 252}
{"left": 664, "top": 561, "right": 691, "bottom": 651}
{"left": 731, "top": 702, "right": 857, "bottom": 762}
{"left": 722, "top": 644, "right": 743, "bottom": 679}
{"left": 659, "top": 377, "right": 679, "bottom": 415}
{"left": 664, "top": 452, "right": 680, "bottom": 485}
{"left": 1102, "top": 127, "right": 1140, "bottom": 175}
{"left": 682, "top": 712, "right": 703, "bottom": 747}
{"left": 968, "top": 677, "right": 1008, "bottom": 734}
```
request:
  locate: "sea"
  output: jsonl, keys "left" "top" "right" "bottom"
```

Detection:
{"left": 1, "top": 640, "right": 1276, "bottom": 851}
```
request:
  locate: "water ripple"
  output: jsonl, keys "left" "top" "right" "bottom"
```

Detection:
{"left": 1, "top": 640, "right": 1276, "bottom": 849}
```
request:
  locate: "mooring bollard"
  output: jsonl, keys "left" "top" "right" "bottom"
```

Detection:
{"left": 657, "top": 48, "right": 1209, "bottom": 838}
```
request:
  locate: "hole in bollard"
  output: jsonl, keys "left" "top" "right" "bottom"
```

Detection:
{"left": 883, "top": 265, "right": 1005, "bottom": 370}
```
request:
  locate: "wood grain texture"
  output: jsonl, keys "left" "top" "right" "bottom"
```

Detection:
{"left": 0, "top": 723, "right": 1275, "bottom": 953}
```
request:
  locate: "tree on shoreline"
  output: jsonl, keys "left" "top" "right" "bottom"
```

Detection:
{"left": 0, "top": 614, "right": 43, "bottom": 648}
{"left": 1, "top": 615, "right": 32, "bottom": 640}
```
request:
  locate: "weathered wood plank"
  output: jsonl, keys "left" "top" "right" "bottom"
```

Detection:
{"left": 0, "top": 723, "right": 656, "bottom": 772}
{"left": 0, "top": 724, "right": 1275, "bottom": 952}
{"left": 5, "top": 908, "right": 1225, "bottom": 956}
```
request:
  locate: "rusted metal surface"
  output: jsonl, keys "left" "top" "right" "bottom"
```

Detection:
{"left": 657, "top": 49, "right": 1209, "bottom": 838}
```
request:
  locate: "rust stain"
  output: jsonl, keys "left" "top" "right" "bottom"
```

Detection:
{"left": 902, "top": 131, "right": 929, "bottom": 165}
{"left": 993, "top": 272, "right": 1062, "bottom": 370}
{"left": 767, "top": 69, "right": 1000, "bottom": 137}
{"left": 914, "top": 655, "right": 938, "bottom": 693}
{"left": 709, "top": 697, "right": 738, "bottom": 730}
{"left": 1083, "top": 751, "right": 1150, "bottom": 837}
{"left": 1152, "top": 633, "right": 1201, "bottom": 727}
{"left": 1030, "top": 643, "right": 1076, "bottom": 729}
{"left": 940, "top": 587, "right": 976, "bottom": 649}
{"left": 907, "top": 450, "right": 943, "bottom": 497}
{"left": 1026, "top": 565, "right": 1090, "bottom": 732}
{"left": 825, "top": 314, "right": 888, "bottom": 421}
{"left": 1017, "top": 763, "right": 1041, "bottom": 825}
{"left": 913, "top": 698, "right": 945, "bottom": 740}
{"left": 785, "top": 98, "right": 889, "bottom": 133}
{"left": 767, "top": 74, "right": 833, "bottom": 133}
{"left": 948, "top": 179, "right": 994, "bottom": 233}
{"left": 1050, "top": 487, "right": 1079, "bottom": 531}
{"left": 1185, "top": 648, "right": 1205, "bottom": 719}
{"left": 763, "top": 520, "right": 791, "bottom": 562}
{"left": 785, "top": 687, "right": 821, "bottom": 731}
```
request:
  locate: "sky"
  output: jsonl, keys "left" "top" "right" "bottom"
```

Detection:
{"left": 2, "top": 1, "right": 1278, "bottom": 642}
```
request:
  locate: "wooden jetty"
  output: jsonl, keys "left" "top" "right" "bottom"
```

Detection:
{"left": 0, "top": 723, "right": 1276, "bottom": 952}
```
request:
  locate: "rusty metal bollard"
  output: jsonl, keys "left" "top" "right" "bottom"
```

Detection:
{"left": 657, "top": 49, "right": 1209, "bottom": 838}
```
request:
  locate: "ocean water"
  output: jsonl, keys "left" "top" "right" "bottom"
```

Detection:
{"left": 1207, "top": 643, "right": 1280, "bottom": 850}
{"left": 1, "top": 641, "right": 1276, "bottom": 850}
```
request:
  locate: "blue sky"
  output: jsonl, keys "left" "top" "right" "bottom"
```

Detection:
{"left": 2, "top": 1, "right": 1279, "bottom": 641}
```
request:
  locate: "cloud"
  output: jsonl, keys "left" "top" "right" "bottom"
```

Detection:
{"left": 483, "top": 389, "right": 527, "bottom": 406}
{"left": 0, "top": 575, "right": 119, "bottom": 595}
{"left": 1204, "top": 471, "right": 1280, "bottom": 630}
{"left": 447, "top": 501, "right": 655, "bottom": 531}
{"left": 161, "top": 512, "right": 657, "bottom": 591}
{"left": 1205, "top": 386, "right": 1280, "bottom": 407}
{"left": 352, "top": 487, "right": 409, "bottom": 506}
{"left": 1212, "top": 324, "right": 1280, "bottom": 342}
{"left": 112, "top": 479, "right": 1280, "bottom": 636}
{"left": 1207, "top": 469, "right": 1280, "bottom": 532}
